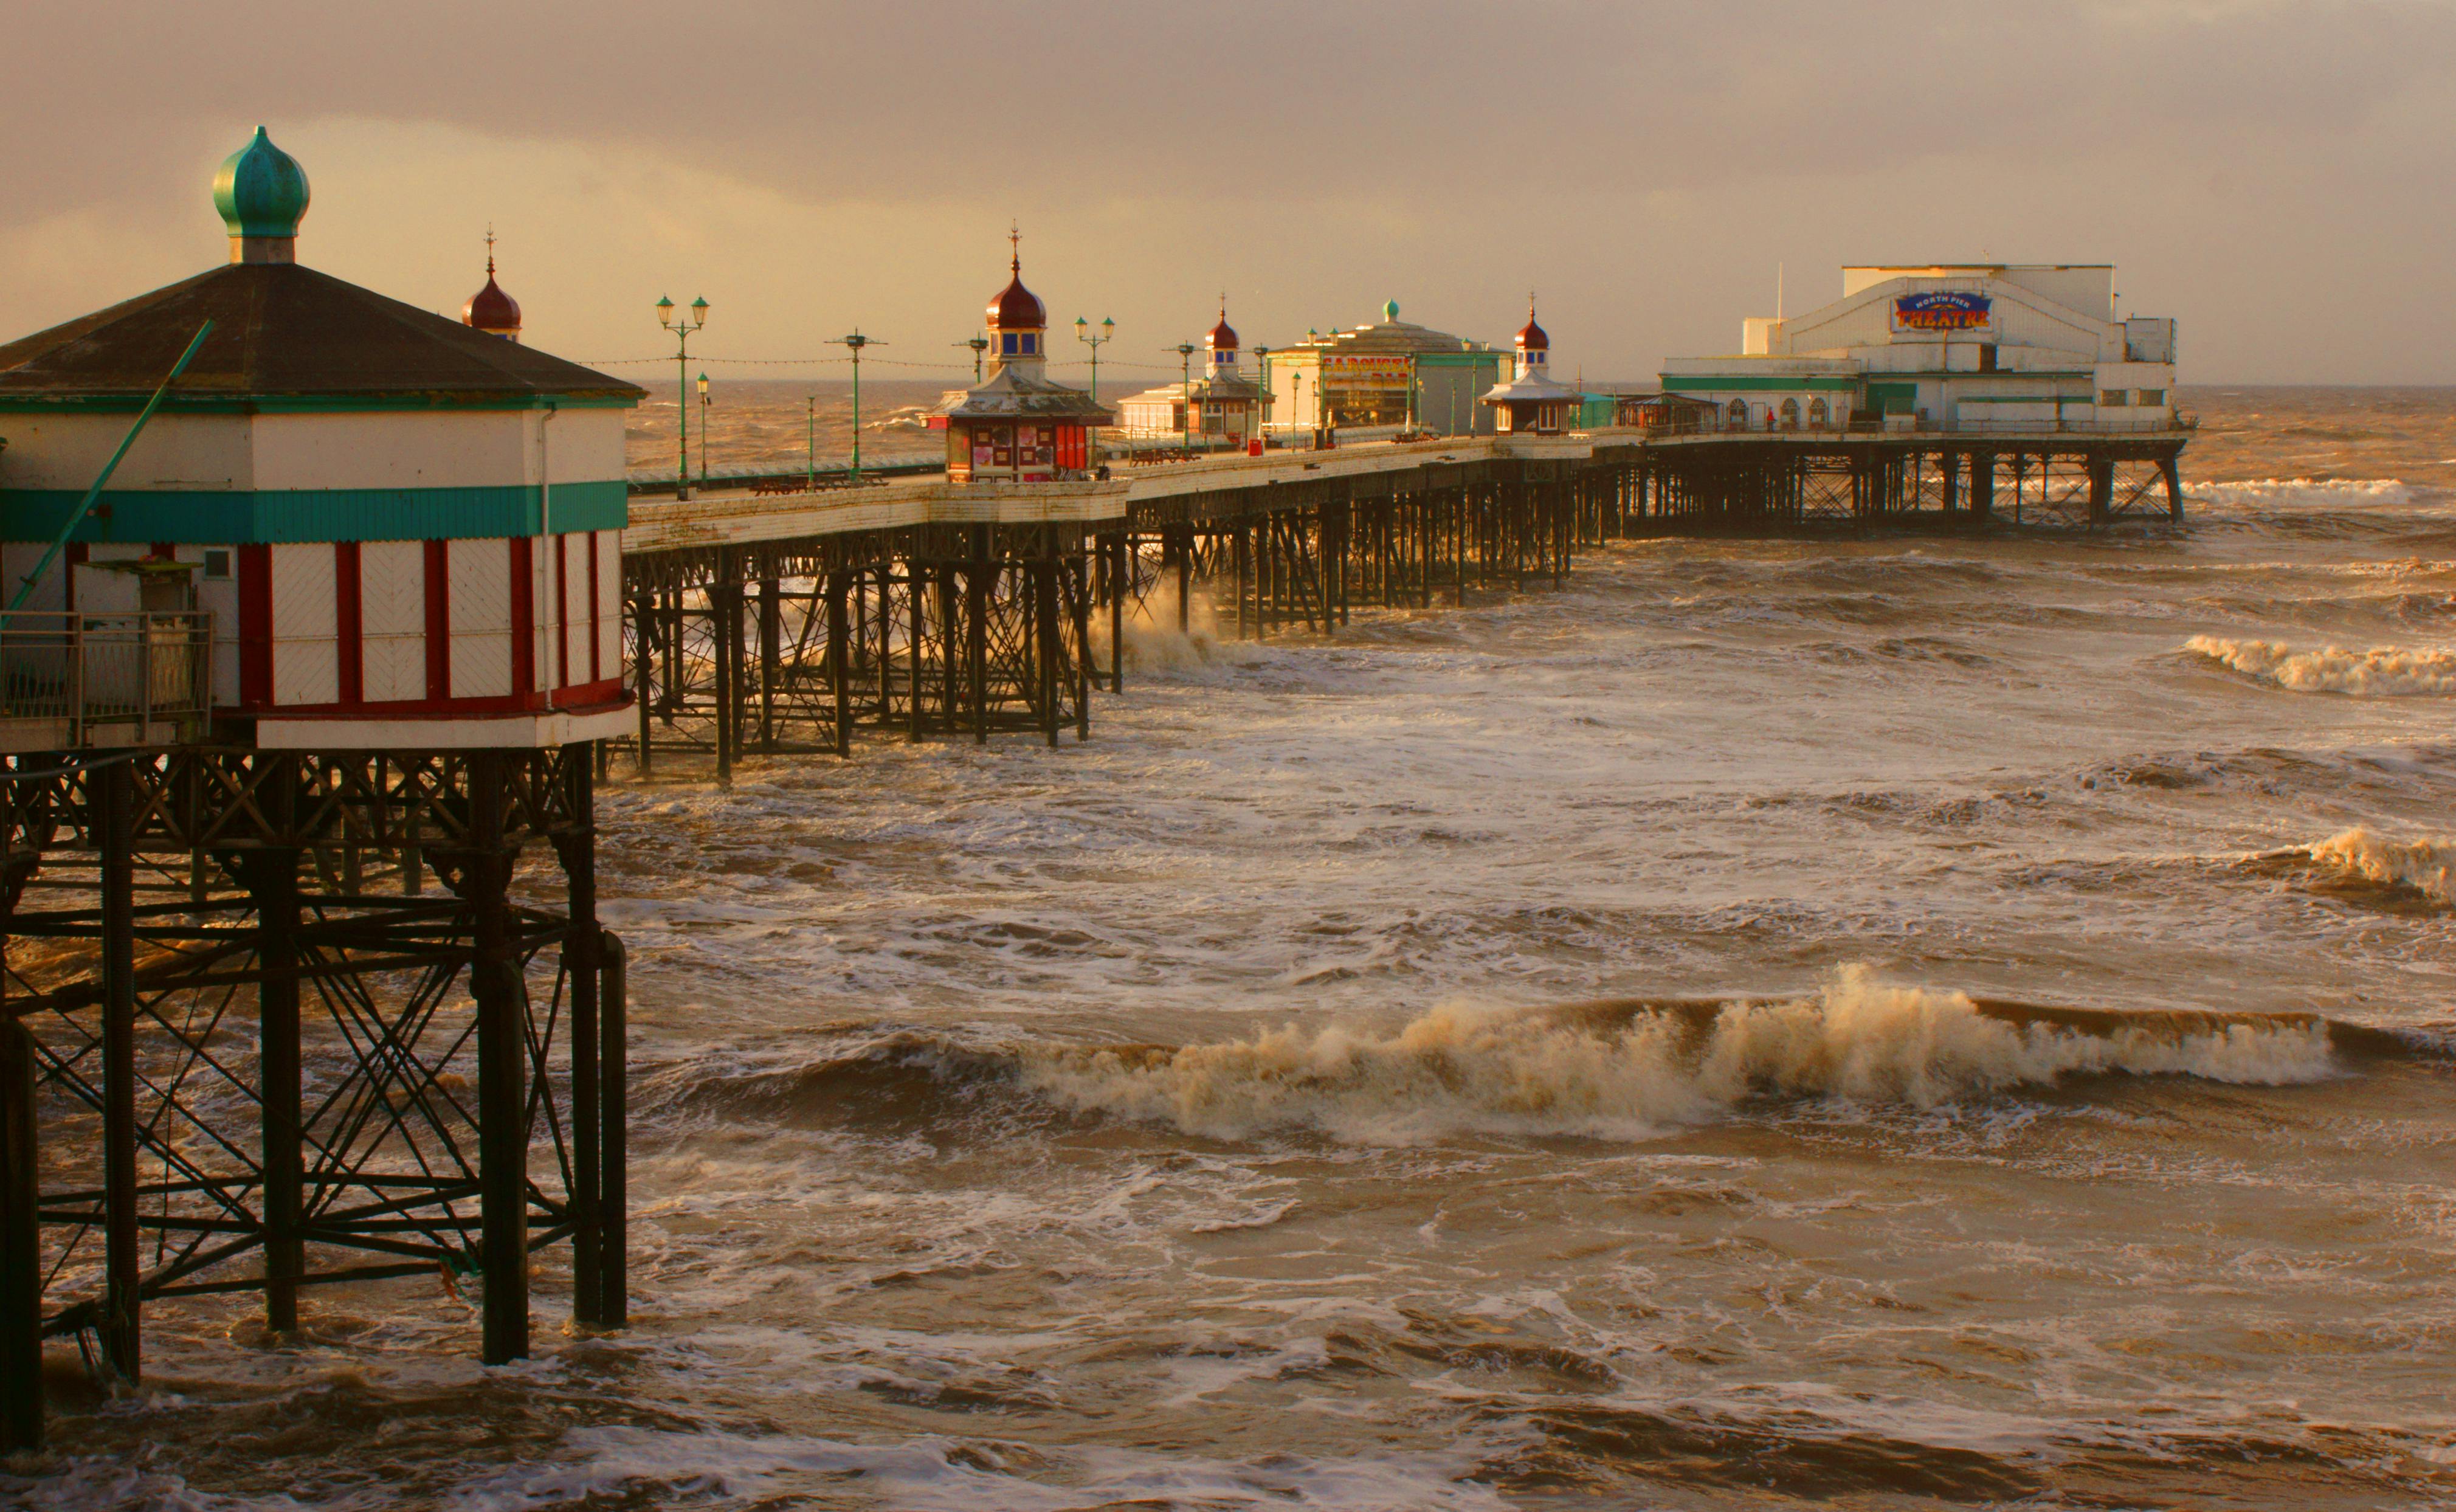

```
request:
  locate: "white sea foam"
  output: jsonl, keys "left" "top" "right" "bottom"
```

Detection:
{"left": 1015, "top": 968, "right": 2334, "bottom": 1144}
{"left": 2184, "top": 634, "right": 2456, "bottom": 695}
{"left": 2188, "top": 478, "right": 2413, "bottom": 509}
{"left": 2303, "top": 827, "right": 2456, "bottom": 906}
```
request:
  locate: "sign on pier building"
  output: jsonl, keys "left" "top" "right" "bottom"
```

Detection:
{"left": 0, "top": 129, "right": 643, "bottom": 751}
{"left": 1660, "top": 264, "right": 2179, "bottom": 435}
{"left": 1266, "top": 302, "right": 1505, "bottom": 438}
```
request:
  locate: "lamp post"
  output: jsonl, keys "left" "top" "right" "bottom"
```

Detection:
{"left": 1074, "top": 316, "right": 1116, "bottom": 402}
{"left": 1171, "top": 342, "right": 1198, "bottom": 453}
{"left": 830, "top": 330, "right": 883, "bottom": 482}
{"left": 954, "top": 333, "right": 990, "bottom": 383}
{"left": 695, "top": 371, "right": 710, "bottom": 485}
{"left": 656, "top": 294, "right": 709, "bottom": 499}
{"left": 805, "top": 393, "right": 817, "bottom": 489}
{"left": 1254, "top": 345, "right": 1270, "bottom": 447}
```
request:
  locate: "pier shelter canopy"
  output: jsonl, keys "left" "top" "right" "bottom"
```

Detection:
{"left": 1660, "top": 264, "right": 2179, "bottom": 435}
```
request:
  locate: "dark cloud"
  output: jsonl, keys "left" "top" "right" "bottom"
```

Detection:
{"left": 7, "top": 0, "right": 2454, "bottom": 380}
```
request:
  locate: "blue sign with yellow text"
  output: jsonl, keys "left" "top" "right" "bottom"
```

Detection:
{"left": 1893, "top": 292, "right": 1992, "bottom": 332}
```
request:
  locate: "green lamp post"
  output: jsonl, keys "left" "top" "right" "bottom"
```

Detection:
{"left": 832, "top": 330, "right": 882, "bottom": 482}
{"left": 656, "top": 294, "right": 709, "bottom": 498}
{"left": 695, "top": 371, "right": 710, "bottom": 485}
{"left": 1074, "top": 315, "right": 1115, "bottom": 402}
{"left": 1171, "top": 342, "right": 1198, "bottom": 452}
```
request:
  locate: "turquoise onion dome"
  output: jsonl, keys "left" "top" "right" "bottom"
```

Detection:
{"left": 213, "top": 126, "right": 310, "bottom": 239}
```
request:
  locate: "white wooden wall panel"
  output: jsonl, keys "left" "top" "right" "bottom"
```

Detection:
{"left": 270, "top": 543, "right": 339, "bottom": 706}
{"left": 447, "top": 539, "right": 512, "bottom": 700}
{"left": 360, "top": 540, "right": 426, "bottom": 702}
{"left": 557, "top": 533, "right": 587, "bottom": 688}
{"left": 530, "top": 537, "right": 551, "bottom": 694}
{"left": 596, "top": 532, "right": 621, "bottom": 683}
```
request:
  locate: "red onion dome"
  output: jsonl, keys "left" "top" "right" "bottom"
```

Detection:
{"left": 1516, "top": 308, "right": 1549, "bottom": 351}
{"left": 1207, "top": 311, "right": 1238, "bottom": 351}
{"left": 987, "top": 261, "right": 1045, "bottom": 330}
{"left": 464, "top": 271, "right": 521, "bottom": 333}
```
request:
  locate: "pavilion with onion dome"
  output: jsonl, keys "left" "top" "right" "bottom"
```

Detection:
{"left": 934, "top": 233, "right": 1111, "bottom": 482}
{"left": 1116, "top": 302, "right": 1268, "bottom": 447}
{"left": 0, "top": 127, "right": 641, "bottom": 748}
{"left": 1480, "top": 297, "right": 1584, "bottom": 434}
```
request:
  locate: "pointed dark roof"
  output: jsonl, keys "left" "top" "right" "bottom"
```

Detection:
{"left": 0, "top": 261, "right": 640, "bottom": 406}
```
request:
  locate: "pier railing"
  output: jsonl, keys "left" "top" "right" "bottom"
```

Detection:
{"left": 0, "top": 609, "right": 215, "bottom": 750}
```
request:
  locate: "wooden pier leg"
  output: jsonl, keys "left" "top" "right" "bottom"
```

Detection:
{"left": 1108, "top": 537, "right": 1125, "bottom": 696}
{"left": 1037, "top": 553, "right": 1061, "bottom": 749}
{"left": 659, "top": 590, "right": 681, "bottom": 727}
{"left": 99, "top": 760, "right": 140, "bottom": 1386}
{"left": 557, "top": 757, "right": 605, "bottom": 1327}
{"left": 967, "top": 544, "right": 989, "bottom": 744}
{"left": 1071, "top": 553, "right": 1092, "bottom": 742}
{"left": 2088, "top": 455, "right": 2113, "bottom": 525}
{"left": 596, "top": 930, "right": 627, "bottom": 1327}
{"left": 908, "top": 559, "right": 927, "bottom": 742}
{"left": 712, "top": 573, "right": 740, "bottom": 788}
{"left": 2161, "top": 454, "right": 2185, "bottom": 522}
{"left": 1, "top": 879, "right": 42, "bottom": 1451}
{"left": 1175, "top": 531, "right": 1190, "bottom": 635}
{"left": 827, "top": 570, "right": 852, "bottom": 758}
{"left": 1234, "top": 525, "right": 1250, "bottom": 640}
{"left": 632, "top": 593, "right": 654, "bottom": 775}
{"left": 243, "top": 766, "right": 303, "bottom": 1334}
{"left": 757, "top": 577, "right": 780, "bottom": 753}
{"left": 1973, "top": 451, "right": 1996, "bottom": 520}
{"left": 468, "top": 753, "right": 529, "bottom": 1365}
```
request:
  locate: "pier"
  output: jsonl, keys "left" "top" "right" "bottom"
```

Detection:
{"left": 609, "top": 418, "right": 2186, "bottom": 769}
{"left": 0, "top": 134, "right": 2190, "bottom": 1452}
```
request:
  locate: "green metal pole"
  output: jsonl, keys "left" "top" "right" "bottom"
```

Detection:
{"left": 850, "top": 347, "right": 861, "bottom": 482}
{"left": 675, "top": 334, "right": 689, "bottom": 500}
{"left": 806, "top": 395, "right": 816, "bottom": 489}
{"left": 9, "top": 321, "right": 212, "bottom": 615}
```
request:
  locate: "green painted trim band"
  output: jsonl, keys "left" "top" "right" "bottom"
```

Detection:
{"left": 1660, "top": 375, "right": 1862, "bottom": 392}
{"left": 1956, "top": 395, "right": 2088, "bottom": 404}
{"left": 0, "top": 393, "right": 636, "bottom": 416}
{"left": 0, "top": 479, "right": 627, "bottom": 544}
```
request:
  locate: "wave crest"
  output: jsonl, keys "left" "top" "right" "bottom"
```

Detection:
{"left": 2301, "top": 827, "right": 2456, "bottom": 908}
{"left": 1015, "top": 968, "right": 2337, "bottom": 1143}
{"left": 2187, "top": 478, "right": 2413, "bottom": 509}
{"left": 2185, "top": 634, "right": 2456, "bottom": 696}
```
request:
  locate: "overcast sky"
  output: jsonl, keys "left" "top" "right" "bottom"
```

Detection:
{"left": 7, "top": 0, "right": 2453, "bottom": 385}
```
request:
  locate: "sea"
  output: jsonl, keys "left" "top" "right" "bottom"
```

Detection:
{"left": 12, "top": 385, "right": 2456, "bottom": 1510}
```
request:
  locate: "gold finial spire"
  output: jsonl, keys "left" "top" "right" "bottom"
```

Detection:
{"left": 485, "top": 223, "right": 497, "bottom": 275}
{"left": 1009, "top": 220, "right": 1021, "bottom": 273}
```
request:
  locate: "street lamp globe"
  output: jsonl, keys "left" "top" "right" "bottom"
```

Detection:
{"left": 690, "top": 296, "right": 709, "bottom": 326}
{"left": 695, "top": 371, "right": 709, "bottom": 400}
{"left": 656, "top": 295, "right": 675, "bottom": 328}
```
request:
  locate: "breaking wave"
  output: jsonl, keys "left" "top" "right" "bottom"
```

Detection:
{"left": 2291, "top": 827, "right": 2456, "bottom": 908}
{"left": 2187, "top": 477, "right": 2413, "bottom": 509}
{"left": 2185, "top": 634, "right": 2456, "bottom": 696}
{"left": 667, "top": 971, "right": 2366, "bottom": 1147}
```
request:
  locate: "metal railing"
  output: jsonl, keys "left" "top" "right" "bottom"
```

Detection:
{"left": 1, "top": 610, "right": 215, "bottom": 748}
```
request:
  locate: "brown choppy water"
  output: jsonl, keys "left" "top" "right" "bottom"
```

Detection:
{"left": 15, "top": 387, "right": 2456, "bottom": 1510}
